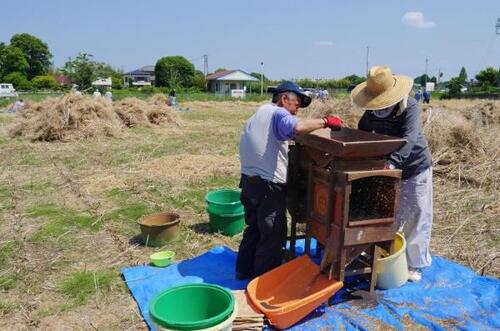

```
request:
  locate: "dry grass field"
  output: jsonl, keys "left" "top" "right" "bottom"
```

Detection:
{"left": 0, "top": 96, "right": 498, "bottom": 330}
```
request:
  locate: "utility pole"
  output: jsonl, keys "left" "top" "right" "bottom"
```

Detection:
{"left": 366, "top": 46, "right": 370, "bottom": 75}
{"left": 260, "top": 62, "right": 264, "bottom": 96}
{"left": 496, "top": 19, "right": 500, "bottom": 86}
{"left": 203, "top": 54, "right": 208, "bottom": 77}
{"left": 425, "top": 58, "right": 429, "bottom": 85}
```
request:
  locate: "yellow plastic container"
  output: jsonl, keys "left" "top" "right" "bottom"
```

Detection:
{"left": 376, "top": 232, "right": 409, "bottom": 289}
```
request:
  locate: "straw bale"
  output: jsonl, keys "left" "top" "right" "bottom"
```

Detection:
{"left": 305, "top": 98, "right": 499, "bottom": 189}
{"left": 7, "top": 93, "right": 179, "bottom": 141}
{"left": 114, "top": 98, "right": 152, "bottom": 128}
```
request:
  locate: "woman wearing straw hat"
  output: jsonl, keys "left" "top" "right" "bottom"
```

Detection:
{"left": 351, "top": 65, "right": 433, "bottom": 282}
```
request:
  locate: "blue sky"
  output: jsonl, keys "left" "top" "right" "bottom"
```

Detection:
{"left": 1, "top": 0, "right": 499, "bottom": 80}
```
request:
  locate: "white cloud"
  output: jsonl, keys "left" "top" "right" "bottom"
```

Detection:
{"left": 315, "top": 40, "right": 334, "bottom": 47}
{"left": 401, "top": 11, "right": 435, "bottom": 29}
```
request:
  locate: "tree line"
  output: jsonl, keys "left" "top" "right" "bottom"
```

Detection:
{"left": 2, "top": 33, "right": 500, "bottom": 96}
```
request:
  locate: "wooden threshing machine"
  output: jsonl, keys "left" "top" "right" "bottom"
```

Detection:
{"left": 287, "top": 128, "right": 407, "bottom": 292}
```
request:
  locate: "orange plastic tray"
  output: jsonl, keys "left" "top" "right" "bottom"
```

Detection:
{"left": 246, "top": 255, "right": 343, "bottom": 329}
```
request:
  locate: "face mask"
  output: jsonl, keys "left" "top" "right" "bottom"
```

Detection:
{"left": 399, "top": 96, "right": 408, "bottom": 110}
{"left": 395, "top": 96, "right": 409, "bottom": 115}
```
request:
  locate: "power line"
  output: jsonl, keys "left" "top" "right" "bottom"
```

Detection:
{"left": 366, "top": 46, "right": 369, "bottom": 75}
{"left": 189, "top": 54, "right": 209, "bottom": 76}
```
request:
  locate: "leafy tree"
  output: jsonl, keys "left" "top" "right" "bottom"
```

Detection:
{"left": 475, "top": 67, "right": 498, "bottom": 88}
{"left": 111, "top": 77, "right": 123, "bottom": 89}
{"left": 447, "top": 77, "right": 463, "bottom": 96}
{"left": 61, "top": 53, "right": 96, "bottom": 90}
{"left": 250, "top": 72, "right": 269, "bottom": 82}
{"left": 342, "top": 74, "right": 365, "bottom": 85}
{"left": 10, "top": 33, "right": 52, "bottom": 79}
{"left": 0, "top": 46, "right": 29, "bottom": 79}
{"left": 414, "top": 74, "right": 436, "bottom": 86}
{"left": 93, "top": 62, "right": 123, "bottom": 89}
{"left": 4, "top": 72, "right": 32, "bottom": 90}
{"left": 191, "top": 70, "right": 207, "bottom": 91}
{"left": 458, "top": 67, "right": 468, "bottom": 83}
{"left": 214, "top": 68, "right": 227, "bottom": 73}
{"left": 32, "top": 75, "right": 58, "bottom": 90}
{"left": 155, "top": 56, "right": 195, "bottom": 88}
{"left": 336, "top": 78, "right": 352, "bottom": 88}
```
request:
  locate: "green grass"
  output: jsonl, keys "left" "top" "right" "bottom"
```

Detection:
{"left": 27, "top": 204, "right": 101, "bottom": 243}
{"left": 0, "top": 274, "right": 17, "bottom": 290}
{"left": 0, "top": 300, "right": 18, "bottom": 315}
{"left": 0, "top": 98, "right": 11, "bottom": 108}
{"left": 19, "top": 92, "right": 64, "bottom": 101}
{"left": 107, "top": 188, "right": 134, "bottom": 201}
{"left": 177, "top": 92, "right": 269, "bottom": 102}
{"left": 0, "top": 241, "right": 18, "bottom": 265}
{"left": 0, "top": 185, "right": 12, "bottom": 212}
{"left": 19, "top": 179, "right": 53, "bottom": 195}
{"left": 17, "top": 151, "right": 41, "bottom": 166}
{"left": 59, "top": 270, "right": 115, "bottom": 305}
{"left": 105, "top": 203, "right": 150, "bottom": 222}
{"left": 4, "top": 90, "right": 269, "bottom": 104}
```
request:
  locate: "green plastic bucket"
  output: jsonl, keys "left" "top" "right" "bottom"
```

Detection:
{"left": 149, "top": 284, "right": 235, "bottom": 330}
{"left": 207, "top": 210, "right": 245, "bottom": 236}
{"left": 150, "top": 250, "right": 175, "bottom": 267}
{"left": 205, "top": 189, "right": 243, "bottom": 215}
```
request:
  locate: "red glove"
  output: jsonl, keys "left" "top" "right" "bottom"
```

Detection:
{"left": 323, "top": 116, "right": 343, "bottom": 130}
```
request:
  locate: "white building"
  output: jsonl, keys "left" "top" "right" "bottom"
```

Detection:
{"left": 91, "top": 77, "right": 112, "bottom": 89}
{"left": 123, "top": 65, "right": 155, "bottom": 86}
{"left": 206, "top": 70, "right": 258, "bottom": 97}
{"left": 0, "top": 83, "right": 18, "bottom": 97}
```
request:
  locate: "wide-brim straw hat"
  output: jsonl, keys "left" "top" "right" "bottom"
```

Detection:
{"left": 351, "top": 65, "right": 413, "bottom": 110}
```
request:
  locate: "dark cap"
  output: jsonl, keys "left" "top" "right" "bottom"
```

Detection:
{"left": 272, "top": 81, "right": 312, "bottom": 108}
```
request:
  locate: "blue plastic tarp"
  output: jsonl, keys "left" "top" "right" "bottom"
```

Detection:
{"left": 122, "top": 242, "right": 500, "bottom": 330}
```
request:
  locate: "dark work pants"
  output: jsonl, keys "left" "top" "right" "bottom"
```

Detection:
{"left": 236, "top": 175, "right": 287, "bottom": 278}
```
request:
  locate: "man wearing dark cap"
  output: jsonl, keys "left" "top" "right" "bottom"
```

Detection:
{"left": 236, "top": 81, "right": 343, "bottom": 279}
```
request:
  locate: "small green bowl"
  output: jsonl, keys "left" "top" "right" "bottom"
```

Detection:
{"left": 150, "top": 250, "right": 175, "bottom": 267}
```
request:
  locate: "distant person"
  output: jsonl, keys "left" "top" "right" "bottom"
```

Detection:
{"left": 352, "top": 65, "right": 433, "bottom": 283}
{"left": 423, "top": 90, "right": 430, "bottom": 104}
{"left": 105, "top": 91, "right": 113, "bottom": 102}
{"left": 168, "top": 89, "right": 177, "bottom": 107}
{"left": 415, "top": 90, "right": 421, "bottom": 103}
{"left": 8, "top": 99, "right": 25, "bottom": 113}
{"left": 321, "top": 89, "right": 329, "bottom": 101}
{"left": 93, "top": 89, "right": 101, "bottom": 99}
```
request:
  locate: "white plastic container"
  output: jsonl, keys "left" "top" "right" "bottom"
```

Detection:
{"left": 376, "top": 232, "right": 409, "bottom": 289}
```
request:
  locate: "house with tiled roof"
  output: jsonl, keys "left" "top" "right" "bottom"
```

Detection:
{"left": 123, "top": 65, "right": 155, "bottom": 86}
{"left": 206, "top": 70, "right": 258, "bottom": 96}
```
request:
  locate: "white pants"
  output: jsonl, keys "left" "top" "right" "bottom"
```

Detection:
{"left": 397, "top": 167, "right": 433, "bottom": 268}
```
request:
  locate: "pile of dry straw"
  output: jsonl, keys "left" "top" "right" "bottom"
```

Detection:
{"left": 305, "top": 98, "right": 499, "bottom": 189}
{"left": 7, "top": 93, "right": 179, "bottom": 141}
